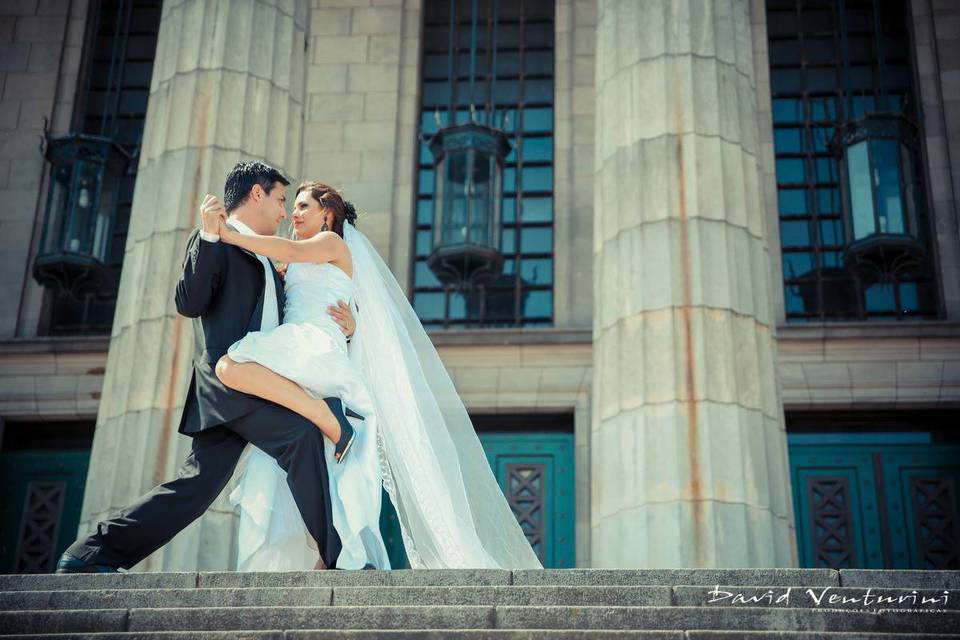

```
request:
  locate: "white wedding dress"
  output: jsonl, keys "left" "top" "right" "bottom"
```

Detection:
{"left": 227, "top": 224, "right": 542, "bottom": 572}
{"left": 227, "top": 260, "right": 390, "bottom": 570}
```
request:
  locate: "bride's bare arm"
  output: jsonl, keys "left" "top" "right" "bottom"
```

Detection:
{"left": 218, "top": 218, "right": 344, "bottom": 264}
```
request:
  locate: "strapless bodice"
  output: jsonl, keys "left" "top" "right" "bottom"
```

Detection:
{"left": 283, "top": 262, "right": 354, "bottom": 344}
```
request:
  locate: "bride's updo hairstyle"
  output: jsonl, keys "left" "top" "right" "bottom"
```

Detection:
{"left": 295, "top": 181, "right": 358, "bottom": 238}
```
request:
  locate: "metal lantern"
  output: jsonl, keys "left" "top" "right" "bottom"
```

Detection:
{"left": 427, "top": 122, "right": 511, "bottom": 288}
{"left": 34, "top": 133, "right": 131, "bottom": 298}
{"left": 831, "top": 112, "right": 924, "bottom": 281}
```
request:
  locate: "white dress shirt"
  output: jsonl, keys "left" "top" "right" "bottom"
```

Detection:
{"left": 199, "top": 222, "right": 279, "bottom": 331}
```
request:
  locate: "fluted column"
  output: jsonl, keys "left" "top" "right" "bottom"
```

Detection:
{"left": 77, "top": 0, "right": 309, "bottom": 572}
{"left": 591, "top": 0, "right": 797, "bottom": 567}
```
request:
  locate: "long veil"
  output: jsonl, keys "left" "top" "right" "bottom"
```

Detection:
{"left": 344, "top": 222, "right": 542, "bottom": 569}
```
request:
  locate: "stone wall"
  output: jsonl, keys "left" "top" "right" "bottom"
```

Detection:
{"left": 0, "top": 0, "right": 87, "bottom": 338}
{"left": 0, "top": 337, "right": 105, "bottom": 419}
{"left": 749, "top": 0, "right": 786, "bottom": 325}
{"left": 553, "top": 0, "right": 595, "bottom": 329}
{"left": 303, "top": 0, "right": 420, "bottom": 283}
{"left": 912, "top": 0, "right": 960, "bottom": 320}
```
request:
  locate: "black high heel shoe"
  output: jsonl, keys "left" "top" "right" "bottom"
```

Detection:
{"left": 325, "top": 396, "right": 363, "bottom": 464}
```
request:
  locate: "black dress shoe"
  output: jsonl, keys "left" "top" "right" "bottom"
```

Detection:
{"left": 333, "top": 563, "right": 378, "bottom": 571}
{"left": 55, "top": 552, "right": 119, "bottom": 574}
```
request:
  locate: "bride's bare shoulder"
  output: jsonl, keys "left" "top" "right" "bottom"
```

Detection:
{"left": 298, "top": 230, "right": 344, "bottom": 259}
{"left": 314, "top": 230, "right": 345, "bottom": 245}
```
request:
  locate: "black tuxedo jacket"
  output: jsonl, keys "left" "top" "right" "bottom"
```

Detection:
{"left": 174, "top": 228, "right": 286, "bottom": 436}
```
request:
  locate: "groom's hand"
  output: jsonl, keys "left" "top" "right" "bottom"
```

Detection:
{"left": 328, "top": 300, "right": 356, "bottom": 340}
{"left": 200, "top": 194, "right": 226, "bottom": 234}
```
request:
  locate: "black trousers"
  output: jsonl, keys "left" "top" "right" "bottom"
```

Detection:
{"left": 67, "top": 404, "right": 341, "bottom": 569}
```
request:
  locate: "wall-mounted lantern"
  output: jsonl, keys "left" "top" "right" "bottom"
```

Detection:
{"left": 34, "top": 133, "right": 131, "bottom": 298}
{"left": 427, "top": 123, "right": 510, "bottom": 288}
{"left": 831, "top": 112, "right": 924, "bottom": 282}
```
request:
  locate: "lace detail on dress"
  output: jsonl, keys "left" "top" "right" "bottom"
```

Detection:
{"left": 372, "top": 406, "right": 482, "bottom": 567}
{"left": 376, "top": 429, "right": 424, "bottom": 569}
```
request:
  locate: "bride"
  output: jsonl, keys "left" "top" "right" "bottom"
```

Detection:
{"left": 212, "top": 181, "right": 541, "bottom": 571}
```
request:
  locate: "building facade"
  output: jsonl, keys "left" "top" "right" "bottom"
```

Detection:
{"left": 1, "top": 0, "right": 958, "bottom": 573}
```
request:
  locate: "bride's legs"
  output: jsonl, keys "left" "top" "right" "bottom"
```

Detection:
{"left": 215, "top": 356, "right": 342, "bottom": 444}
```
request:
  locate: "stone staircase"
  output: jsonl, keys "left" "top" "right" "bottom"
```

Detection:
{"left": 1, "top": 568, "right": 958, "bottom": 638}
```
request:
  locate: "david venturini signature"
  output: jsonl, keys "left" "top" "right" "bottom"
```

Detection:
{"left": 706, "top": 586, "right": 952, "bottom": 609}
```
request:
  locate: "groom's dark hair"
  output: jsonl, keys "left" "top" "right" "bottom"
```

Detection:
{"left": 223, "top": 161, "right": 290, "bottom": 212}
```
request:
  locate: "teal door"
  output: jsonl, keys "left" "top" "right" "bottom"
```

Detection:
{"left": 880, "top": 446, "right": 960, "bottom": 569}
{"left": 479, "top": 432, "right": 575, "bottom": 568}
{"left": 380, "top": 431, "right": 575, "bottom": 568}
{"left": 789, "top": 435, "right": 960, "bottom": 570}
{"left": 0, "top": 450, "right": 91, "bottom": 573}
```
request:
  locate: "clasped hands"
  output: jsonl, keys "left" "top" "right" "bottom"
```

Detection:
{"left": 199, "top": 194, "right": 238, "bottom": 244}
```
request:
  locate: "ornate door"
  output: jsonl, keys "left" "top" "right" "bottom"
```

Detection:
{"left": 0, "top": 450, "right": 91, "bottom": 573}
{"left": 880, "top": 447, "right": 960, "bottom": 569}
{"left": 479, "top": 432, "right": 575, "bottom": 568}
{"left": 789, "top": 439, "right": 960, "bottom": 570}
{"left": 379, "top": 431, "right": 575, "bottom": 568}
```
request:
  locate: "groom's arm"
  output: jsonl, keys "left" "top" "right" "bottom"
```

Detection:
{"left": 175, "top": 229, "right": 227, "bottom": 318}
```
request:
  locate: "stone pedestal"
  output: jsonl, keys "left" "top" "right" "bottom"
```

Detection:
{"left": 77, "top": 0, "right": 309, "bottom": 572}
{"left": 590, "top": 0, "right": 797, "bottom": 567}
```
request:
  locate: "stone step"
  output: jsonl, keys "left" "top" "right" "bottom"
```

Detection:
{"left": 0, "top": 585, "right": 673, "bottom": 610}
{"left": 0, "top": 568, "right": 906, "bottom": 592}
{"left": 0, "top": 572, "right": 199, "bottom": 592}
{"left": 671, "top": 585, "right": 960, "bottom": 610}
{"left": 2, "top": 570, "right": 955, "bottom": 638}
{"left": 839, "top": 570, "right": 960, "bottom": 590}
{"left": 2, "top": 632, "right": 960, "bottom": 640}
{"left": 2, "top": 606, "right": 959, "bottom": 635}
{"left": 0, "top": 587, "right": 333, "bottom": 610}
{"left": 3, "top": 584, "right": 957, "bottom": 611}
{"left": 686, "top": 634, "right": 960, "bottom": 640}
{"left": 509, "top": 569, "right": 842, "bottom": 587}
{"left": 0, "top": 569, "right": 854, "bottom": 592}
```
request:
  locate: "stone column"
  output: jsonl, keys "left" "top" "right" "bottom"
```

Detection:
{"left": 77, "top": 0, "right": 309, "bottom": 572}
{"left": 591, "top": 0, "right": 797, "bottom": 567}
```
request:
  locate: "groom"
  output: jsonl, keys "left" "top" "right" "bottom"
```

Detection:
{"left": 56, "top": 161, "right": 353, "bottom": 573}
